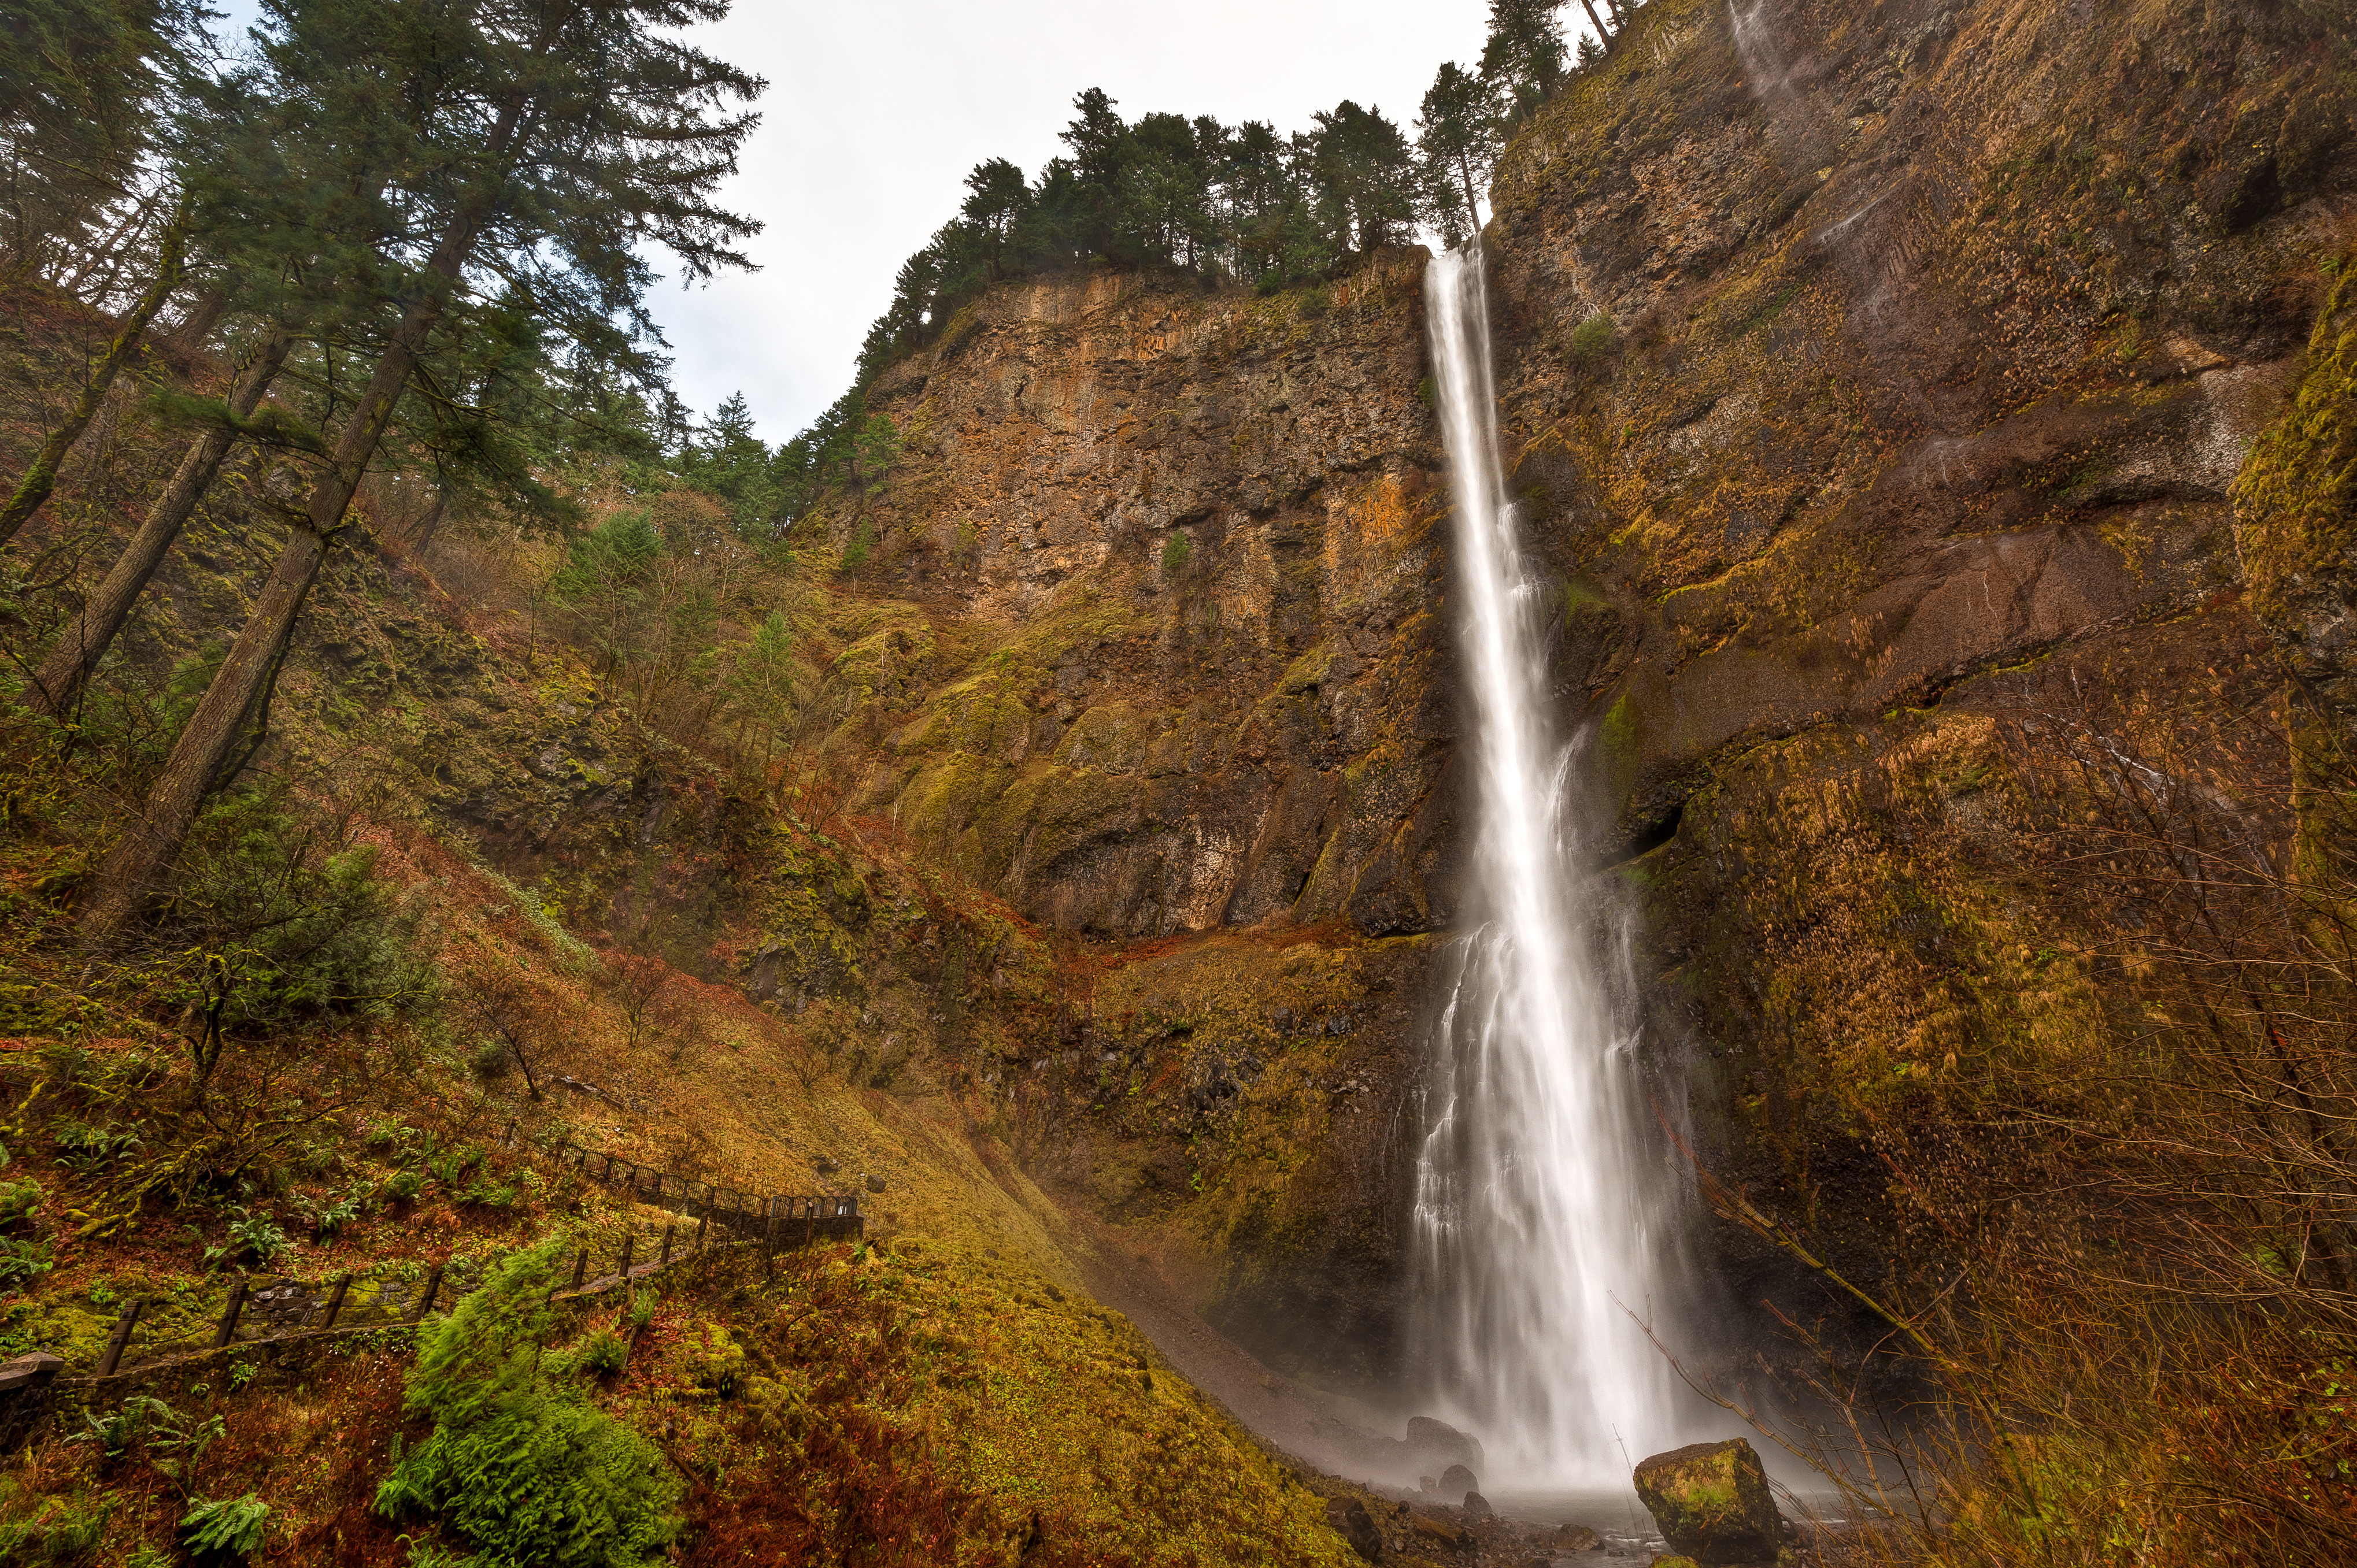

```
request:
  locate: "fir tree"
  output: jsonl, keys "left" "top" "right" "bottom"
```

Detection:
{"left": 960, "top": 158, "right": 1028, "bottom": 280}
{"left": 1417, "top": 62, "right": 1507, "bottom": 243}
{"left": 0, "top": 0, "right": 199, "bottom": 282}
{"left": 1481, "top": 0, "right": 1572, "bottom": 119}
{"left": 80, "top": 0, "right": 764, "bottom": 948}
{"left": 1304, "top": 101, "right": 1416, "bottom": 260}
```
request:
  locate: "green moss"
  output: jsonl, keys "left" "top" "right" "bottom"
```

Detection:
{"left": 2233, "top": 255, "right": 2356, "bottom": 669}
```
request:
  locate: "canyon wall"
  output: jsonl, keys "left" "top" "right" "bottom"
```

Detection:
{"left": 809, "top": 0, "right": 2355, "bottom": 1397}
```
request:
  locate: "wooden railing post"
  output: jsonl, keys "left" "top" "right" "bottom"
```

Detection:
{"left": 619, "top": 1234, "right": 635, "bottom": 1277}
{"left": 318, "top": 1274, "right": 353, "bottom": 1332}
{"left": 695, "top": 1211, "right": 708, "bottom": 1252}
{"left": 571, "top": 1247, "right": 589, "bottom": 1289}
{"left": 212, "top": 1278, "right": 249, "bottom": 1348}
{"left": 659, "top": 1224, "right": 675, "bottom": 1268}
{"left": 96, "top": 1299, "right": 143, "bottom": 1377}
{"left": 412, "top": 1263, "right": 445, "bottom": 1322}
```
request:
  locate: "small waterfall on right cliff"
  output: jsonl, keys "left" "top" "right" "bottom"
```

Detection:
{"left": 1409, "top": 246, "right": 1681, "bottom": 1488}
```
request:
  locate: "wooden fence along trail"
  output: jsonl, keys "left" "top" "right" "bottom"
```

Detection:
{"left": 29, "top": 1140, "right": 863, "bottom": 1388}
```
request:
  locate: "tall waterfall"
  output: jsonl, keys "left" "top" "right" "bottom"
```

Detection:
{"left": 1411, "top": 247, "right": 1678, "bottom": 1487}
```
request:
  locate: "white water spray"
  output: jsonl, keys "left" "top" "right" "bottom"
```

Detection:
{"left": 1410, "top": 247, "right": 1679, "bottom": 1487}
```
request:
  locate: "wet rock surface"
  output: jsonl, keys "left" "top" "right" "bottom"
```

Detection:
{"left": 1631, "top": 1439, "right": 1782, "bottom": 1565}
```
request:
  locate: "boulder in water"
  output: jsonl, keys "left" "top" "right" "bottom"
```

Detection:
{"left": 1462, "top": 1489, "right": 1493, "bottom": 1517}
{"left": 1323, "top": 1496, "right": 1381, "bottom": 1563}
{"left": 1418, "top": 1475, "right": 1438, "bottom": 1493}
{"left": 1632, "top": 1439, "right": 1782, "bottom": 1565}
{"left": 1438, "top": 1462, "right": 1479, "bottom": 1502}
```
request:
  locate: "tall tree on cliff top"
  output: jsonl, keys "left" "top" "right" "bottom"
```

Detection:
{"left": 79, "top": 0, "right": 764, "bottom": 948}
{"left": 1481, "top": 0, "right": 1572, "bottom": 119}
{"left": 1304, "top": 101, "right": 1417, "bottom": 261}
{"left": 1418, "top": 61, "right": 1507, "bottom": 243}
{"left": 1059, "top": 87, "right": 1134, "bottom": 262}
{"left": 960, "top": 158, "right": 1028, "bottom": 280}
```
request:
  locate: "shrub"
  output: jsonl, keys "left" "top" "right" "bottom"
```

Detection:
{"left": 51, "top": 1121, "right": 142, "bottom": 1175}
{"left": 0, "top": 1236, "right": 52, "bottom": 1292}
{"left": 576, "top": 1329, "right": 628, "bottom": 1377}
{"left": 837, "top": 520, "right": 875, "bottom": 577}
{"left": 378, "top": 1244, "right": 681, "bottom": 1568}
{"left": 203, "top": 1207, "right": 290, "bottom": 1271}
{"left": 149, "top": 786, "right": 430, "bottom": 1088}
{"left": 1570, "top": 310, "right": 1614, "bottom": 359}
{"left": 305, "top": 1186, "right": 368, "bottom": 1237}
{"left": 0, "top": 1495, "right": 110, "bottom": 1562}
{"left": 0, "top": 1146, "right": 45, "bottom": 1229}
{"left": 470, "top": 1038, "right": 515, "bottom": 1082}
{"left": 179, "top": 1495, "right": 268, "bottom": 1565}
{"left": 1160, "top": 532, "right": 1192, "bottom": 577}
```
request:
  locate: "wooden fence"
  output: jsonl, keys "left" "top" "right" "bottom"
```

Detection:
{"left": 546, "top": 1138, "right": 863, "bottom": 1245}
{"left": 51, "top": 1140, "right": 862, "bottom": 1387}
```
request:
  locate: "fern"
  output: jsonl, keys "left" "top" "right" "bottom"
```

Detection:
{"left": 376, "top": 1244, "right": 680, "bottom": 1567}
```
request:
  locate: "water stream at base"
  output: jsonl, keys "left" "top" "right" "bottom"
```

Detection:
{"left": 1409, "top": 246, "right": 1681, "bottom": 1488}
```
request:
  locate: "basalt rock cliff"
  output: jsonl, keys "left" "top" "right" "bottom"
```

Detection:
{"left": 810, "top": 0, "right": 2355, "bottom": 1399}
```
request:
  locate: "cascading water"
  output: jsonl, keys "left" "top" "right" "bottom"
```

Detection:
{"left": 1410, "top": 246, "right": 1680, "bottom": 1487}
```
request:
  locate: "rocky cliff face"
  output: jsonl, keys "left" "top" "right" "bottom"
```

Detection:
{"left": 854, "top": 261, "right": 1457, "bottom": 941}
{"left": 813, "top": 0, "right": 2354, "bottom": 1400}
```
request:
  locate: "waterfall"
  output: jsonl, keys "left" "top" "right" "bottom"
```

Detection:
{"left": 1410, "top": 246, "right": 1678, "bottom": 1488}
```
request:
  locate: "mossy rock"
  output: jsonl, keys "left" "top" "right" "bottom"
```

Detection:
{"left": 1632, "top": 1438, "right": 1780, "bottom": 1565}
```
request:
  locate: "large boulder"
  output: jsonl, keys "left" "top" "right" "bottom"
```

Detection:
{"left": 1438, "top": 1462, "right": 1480, "bottom": 1503}
{"left": 1632, "top": 1439, "right": 1782, "bottom": 1565}
{"left": 1405, "top": 1415, "right": 1486, "bottom": 1473}
{"left": 1323, "top": 1496, "right": 1381, "bottom": 1563}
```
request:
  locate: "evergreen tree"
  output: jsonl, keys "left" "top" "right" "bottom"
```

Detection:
{"left": 683, "top": 391, "right": 780, "bottom": 532}
{"left": 0, "top": 0, "right": 199, "bottom": 282}
{"left": 1128, "top": 111, "right": 1218, "bottom": 270}
{"left": 80, "top": 0, "right": 764, "bottom": 948}
{"left": 1417, "top": 62, "right": 1507, "bottom": 243}
{"left": 960, "top": 158, "right": 1027, "bottom": 280}
{"left": 1304, "top": 101, "right": 1416, "bottom": 261}
{"left": 1481, "top": 0, "right": 1572, "bottom": 120}
{"left": 1059, "top": 87, "right": 1135, "bottom": 262}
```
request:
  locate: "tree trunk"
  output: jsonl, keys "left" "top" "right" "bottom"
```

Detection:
{"left": 1457, "top": 156, "right": 1483, "bottom": 236}
{"left": 1577, "top": 0, "right": 1614, "bottom": 49}
{"left": 0, "top": 195, "right": 194, "bottom": 547}
{"left": 28, "top": 325, "right": 294, "bottom": 720}
{"left": 165, "top": 290, "right": 230, "bottom": 353}
{"left": 77, "top": 210, "right": 489, "bottom": 950}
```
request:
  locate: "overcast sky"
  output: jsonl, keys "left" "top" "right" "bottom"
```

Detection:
{"left": 215, "top": 3, "right": 1560, "bottom": 444}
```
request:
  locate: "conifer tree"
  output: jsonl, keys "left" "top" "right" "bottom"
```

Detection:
{"left": 79, "top": 0, "right": 763, "bottom": 947}
{"left": 1481, "top": 0, "right": 1573, "bottom": 118}
{"left": 961, "top": 158, "right": 1028, "bottom": 280}
{"left": 0, "top": 0, "right": 198, "bottom": 281}
{"left": 1304, "top": 101, "right": 1417, "bottom": 260}
{"left": 0, "top": 189, "right": 191, "bottom": 545}
{"left": 24, "top": 9, "right": 448, "bottom": 704}
{"left": 1418, "top": 62, "right": 1507, "bottom": 242}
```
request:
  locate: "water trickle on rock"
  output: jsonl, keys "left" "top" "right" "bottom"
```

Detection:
{"left": 1409, "top": 246, "right": 1679, "bottom": 1487}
